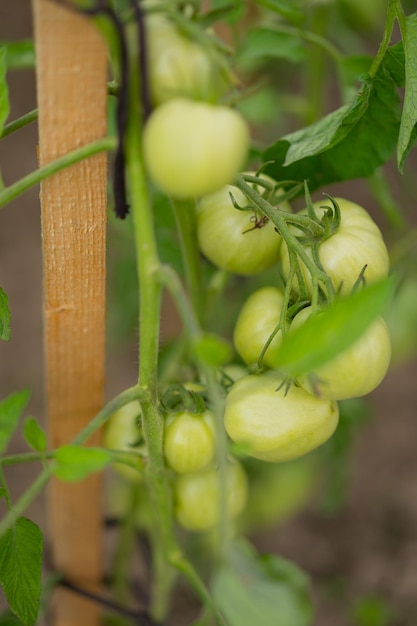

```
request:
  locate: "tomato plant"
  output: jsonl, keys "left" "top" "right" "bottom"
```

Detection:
{"left": 1, "top": 1, "right": 416, "bottom": 625}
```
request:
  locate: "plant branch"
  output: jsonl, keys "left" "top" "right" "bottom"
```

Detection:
{"left": 0, "top": 136, "right": 117, "bottom": 210}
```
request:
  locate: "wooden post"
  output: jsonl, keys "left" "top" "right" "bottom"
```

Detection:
{"left": 32, "top": 1, "right": 108, "bottom": 624}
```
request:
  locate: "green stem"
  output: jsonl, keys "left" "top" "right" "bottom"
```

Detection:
{"left": 368, "top": 0, "right": 397, "bottom": 78}
{"left": 169, "top": 552, "right": 227, "bottom": 626}
{"left": 304, "top": 5, "right": 331, "bottom": 125}
{"left": 72, "top": 386, "right": 141, "bottom": 445}
{"left": 124, "top": 37, "right": 177, "bottom": 622}
{"left": 271, "top": 23, "right": 343, "bottom": 64}
{"left": 0, "top": 108, "right": 38, "bottom": 138}
{"left": 0, "top": 465, "right": 55, "bottom": 536}
{"left": 170, "top": 197, "right": 206, "bottom": 325}
{"left": 0, "top": 136, "right": 117, "bottom": 210}
{"left": 1, "top": 451, "right": 54, "bottom": 466}
{"left": 0, "top": 465, "right": 12, "bottom": 510}
{"left": 234, "top": 175, "right": 334, "bottom": 299}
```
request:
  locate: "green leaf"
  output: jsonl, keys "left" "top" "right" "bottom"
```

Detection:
{"left": 252, "top": 0, "right": 305, "bottom": 24}
{"left": 274, "top": 279, "right": 394, "bottom": 377}
{"left": 0, "top": 286, "right": 11, "bottom": 342}
{"left": 0, "top": 609, "right": 23, "bottom": 625}
{"left": 397, "top": 12, "right": 417, "bottom": 172}
{"left": 237, "top": 28, "right": 307, "bottom": 70}
{"left": 0, "top": 390, "right": 30, "bottom": 455}
{"left": 263, "top": 52, "right": 402, "bottom": 191}
{"left": 0, "top": 517, "right": 43, "bottom": 626}
{"left": 0, "top": 40, "right": 35, "bottom": 71}
{"left": 23, "top": 418, "right": 47, "bottom": 453}
{"left": 212, "top": 540, "right": 313, "bottom": 626}
{"left": 0, "top": 47, "right": 9, "bottom": 135}
{"left": 54, "top": 445, "right": 112, "bottom": 482}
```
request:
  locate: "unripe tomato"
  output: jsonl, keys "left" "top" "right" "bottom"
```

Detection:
{"left": 233, "top": 286, "right": 284, "bottom": 366}
{"left": 291, "top": 306, "right": 392, "bottom": 400}
{"left": 103, "top": 401, "right": 144, "bottom": 482}
{"left": 164, "top": 410, "right": 215, "bottom": 474}
{"left": 143, "top": 98, "right": 249, "bottom": 198}
{"left": 197, "top": 173, "right": 289, "bottom": 275}
{"left": 224, "top": 373, "right": 339, "bottom": 462}
{"left": 281, "top": 198, "right": 390, "bottom": 295}
{"left": 174, "top": 461, "right": 248, "bottom": 531}
{"left": 146, "top": 15, "right": 224, "bottom": 105}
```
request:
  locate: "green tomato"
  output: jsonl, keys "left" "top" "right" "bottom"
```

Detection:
{"left": 197, "top": 173, "right": 289, "bottom": 275}
{"left": 143, "top": 98, "right": 249, "bottom": 198}
{"left": 291, "top": 306, "right": 392, "bottom": 400}
{"left": 233, "top": 286, "right": 284, "bottom": 366}
{"left": 146, "top": 15, "right": 225, "bottom": 105}
{"left": 224, "top": 373, "right": 339, "bottom": 463}
{"left": 281, "top": 198, "right": 390, "bottom": 295}
{"left": 174, "top": 461, "right": 248, "bottom": 531}
{"left": 103, "top": 401, "right": 144, "bottom": 483}
{"left": 164, "top": 410, "right": 215, "bottom": 474}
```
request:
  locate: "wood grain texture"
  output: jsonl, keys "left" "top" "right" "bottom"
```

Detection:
{"left": 32, "top": 0, "right": 108, "bottom": 623}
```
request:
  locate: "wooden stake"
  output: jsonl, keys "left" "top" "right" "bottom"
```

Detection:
{"left": 32, "top": 1, "right": 108, "bottom": 624}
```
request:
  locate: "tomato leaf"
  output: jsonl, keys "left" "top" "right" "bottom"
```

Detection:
{"left": 236, "top": 28, "right": 307, "bottom": 71}
{"left": 263, "top": 48, "right": 402, "bottom": 191}
{"left": 273, "top": 279, "right": 394, "bottom": 377}
{"left": 54, "top": 445, "right": 112, "bottom": 482}
{"left": 0, "top": 609, "right": 23, "bottom": 625}
{"left": 0, "top": 390, "right": 30, "bottom": 455}
{"left": 212, "top": 539, "right": 313, "bottom": 626}
{"left": 23, "top": 417, "right": 47, "bottom": 453}
{"left": 0, "top": 286, "right": 11, "bottom": 342}
{"left": 0, "top": 47, "right": 9, "bottom": 135}
{"left": 397, "top": 12, "right": 417, "bottom": 172}
{"left": 252, "top": 0, "right": 305, "bottom": 24}
{"left": 1, "top": 40, "right": 35, "bottom": 71}
{"left": 0, "top": 517, "right": 43, "bottom": 626}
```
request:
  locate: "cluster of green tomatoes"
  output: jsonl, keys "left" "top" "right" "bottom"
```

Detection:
{"left": 105, "top": 7, "right": 392, "bottom": 532}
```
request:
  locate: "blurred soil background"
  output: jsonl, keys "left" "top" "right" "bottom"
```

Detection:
{"left": 1, "top": 2, "right": 417, "bottom": 626}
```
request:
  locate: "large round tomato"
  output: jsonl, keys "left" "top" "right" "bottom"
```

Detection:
{"left": 146, "top": 15, "right": 225, "bottom": 105}
{"left": 164, "top": 410, "right": 215, "bottom": 474}
{"left": 143, "top": 98, "right": 249, "bottom": 198}
{"left": 281, "top": 198, "right": 390, "bottom": 295}
{"left": 197, "top": 174, "right": 289, "bottom": 275}
{"left": 174, "top": 460, "right": 248, "bottom": 531}
{"left": 224, "top": 373, "right": 339, "bottom": 462}
{"left": 233, "top": 286, "right": 284, "bottom": 366}
{"left": 103, "top": 401, "right": 144, "bottom": 482}
{"left": 291, "top": 306, "right": 392, "bottom": 400}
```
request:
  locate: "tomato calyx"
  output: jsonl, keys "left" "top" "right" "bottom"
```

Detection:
{"left": 160, "top": 383, "right": 207, "bottom": 416}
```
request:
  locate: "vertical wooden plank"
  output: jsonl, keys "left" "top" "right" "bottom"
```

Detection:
{"left": 32, "top": 1, "right": 108, "bottom": 624}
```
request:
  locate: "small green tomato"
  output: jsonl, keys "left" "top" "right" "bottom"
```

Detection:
{"left": 197, "top": 173, "right": 289, "bottom": 275}
{"left": 174, "top": 461, "right": 248, "bottom": 531}
{"left": 281, "top": 198, "right": 390, "bottom": 295}
{"left": 103, "top": 401, "right": 143, "bottom": 482}
{"left": 164, "top": 411, "right": 215, "bottom": 474}
{"left": 233, "top": 286, "right": 284, "bottom": 367}
{"left": 291, "top": 306, "right": 392, "bottom": 400}
{"left": 143, "top": 98, "right": 249, "bottom": 199}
